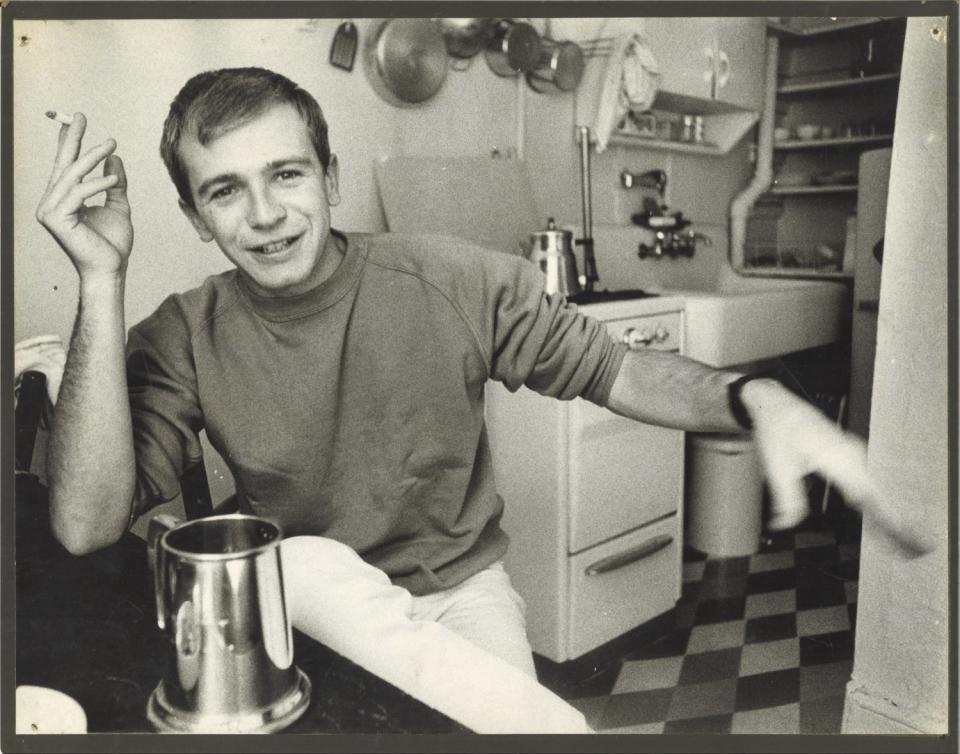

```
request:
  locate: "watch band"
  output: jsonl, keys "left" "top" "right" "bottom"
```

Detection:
{"left": 727, "top": 373, "right": 760, "bottom": 430}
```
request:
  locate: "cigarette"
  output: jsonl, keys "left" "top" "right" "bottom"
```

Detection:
{"left": 45, "top": 110, "right": 74, "bottom": 126}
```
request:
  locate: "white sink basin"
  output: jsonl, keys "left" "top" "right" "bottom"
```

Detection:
{"left": 657, "top": 272, "right": 849, "bottom": 368}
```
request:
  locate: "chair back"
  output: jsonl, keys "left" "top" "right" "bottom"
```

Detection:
{"left": 15, "top": 371, "right": 48, "bottom": 473}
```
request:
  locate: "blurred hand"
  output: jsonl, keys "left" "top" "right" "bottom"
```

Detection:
{"left": 742, "top": 378, "right": 934, "bottom": 558}
{"left": 35, "top": 113, "right": 133, "bottom": 279}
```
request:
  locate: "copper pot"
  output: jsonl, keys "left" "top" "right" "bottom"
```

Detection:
{"left": 484, "top": 19, "right": 542, "bottom": 77}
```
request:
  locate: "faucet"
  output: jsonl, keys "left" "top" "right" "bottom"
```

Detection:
{"left": 621, "top": 169, "right": 667, "bottom": 197}
{"left": 638, "top": 229, "right": 713, "bottom": 259}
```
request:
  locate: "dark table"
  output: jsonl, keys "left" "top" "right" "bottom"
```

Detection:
{"left": 14, "top": 474, "right": 466, "bottom": 734}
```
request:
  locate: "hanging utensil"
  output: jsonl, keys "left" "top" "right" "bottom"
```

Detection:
{"left": 436, "top": 18, "right": 496, "bottom": 59}
{"left": 526, "top": 39, "right": 585, "bottom": 94}
{"left": 363, "top": 19, "right": 448, "bottom": 107}
{"left": 484, "top": 19, "right": 542, "bottom": 77}
{"left": 330, "top": 20, "right": 358, "bottom": 71}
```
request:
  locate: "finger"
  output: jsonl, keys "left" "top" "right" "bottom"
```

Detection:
{"left": 47, "top": 112, "right": 87, "bottom": 189}
{"left": 59, "top": 138, "right": 117, "bottom": 186}
{"left": 53, "top": 174, "right": 120, "bottom": 212}
{"left": 754, "top": 435, "right": 810, "bottom": 531}
{"left": 44, "top": 140, "right": 118, "bottom": 209}
{"left": 45, "top": 124, "right": 72, "bottom": 195}
{"left": 766, "top": 474, "right": 810, "bottom": 531}
{"left": 102, "top": 154, "right": 130, "bottom": 216}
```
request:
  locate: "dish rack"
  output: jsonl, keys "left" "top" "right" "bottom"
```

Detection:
{"left": 743, "top": 242, "right": 845, "bottom": 273}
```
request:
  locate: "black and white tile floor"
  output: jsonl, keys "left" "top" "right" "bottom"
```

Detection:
{"left": 539, "top": 508, "right": 862, "bottom": 734}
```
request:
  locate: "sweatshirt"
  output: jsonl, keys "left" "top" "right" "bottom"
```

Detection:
{"left": 126, "top": 231, "right": 627, "bottom": 595}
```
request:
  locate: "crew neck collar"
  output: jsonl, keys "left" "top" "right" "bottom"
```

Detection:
{"left": 235, "top": 229, "right": 366, "bottom": 322}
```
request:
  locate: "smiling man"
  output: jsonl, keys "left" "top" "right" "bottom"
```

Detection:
{"left": 36, "top": 67, "right": 921, "bottom": 695}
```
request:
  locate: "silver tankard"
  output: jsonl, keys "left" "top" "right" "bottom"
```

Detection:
{"left": 146, "top": 513, "right": 311, "bottom": 733}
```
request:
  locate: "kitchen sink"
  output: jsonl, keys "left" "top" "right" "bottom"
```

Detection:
{"left": 654, "top": 271, "right": 849, "bottom": 368}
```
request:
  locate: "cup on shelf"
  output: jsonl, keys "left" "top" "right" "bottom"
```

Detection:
{"left": 795, "top": 124, "right": 822, "bottom": 141}
{"left": 773, "top": 126, "right": 791, "bottom": 142}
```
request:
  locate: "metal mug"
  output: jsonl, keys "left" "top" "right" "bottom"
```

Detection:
{"left": 146, "top": 513, "right": 311, "bottom": 733}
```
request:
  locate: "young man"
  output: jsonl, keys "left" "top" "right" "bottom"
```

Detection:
{"left": 35, "top": 67, "right": 921, "bottom": 684}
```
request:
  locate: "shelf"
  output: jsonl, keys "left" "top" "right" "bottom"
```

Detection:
{"left": 778, "top": 72, "right": 900, "bottom": 95}
{"left": 767, "top": 17, "right": 891, "bottom": 38}
{"left": 739, "top": 267, "right": 854, "bottom": 280}
{"left": 607, "top": 132, "right": 725, "bottom": 156}
{"left": 774, "top": 134, "right": 893, "bottom": 150}
{"left": 770, "top": 184, "right": 857, "bottom": 196}
{"left": 605, "top": 90, "right": 759, "bottom": 155}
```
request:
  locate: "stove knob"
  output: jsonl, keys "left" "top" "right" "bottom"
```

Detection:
{"left": 622, "top": 327, "right": 655, "bottom": 349}
{"left": 655, "top": 326, "right": 669, "bottom": 342}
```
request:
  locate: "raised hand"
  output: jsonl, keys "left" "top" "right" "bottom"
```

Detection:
{"left": 742, "top": 378, "right": 934, "bottom": 558}
{"left": 35, "top": 112, "right": 133, "bottom": 279}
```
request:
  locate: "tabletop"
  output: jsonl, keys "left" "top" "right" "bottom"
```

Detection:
{"left": 13, "top": 474, "right": 466, "bottom": 735}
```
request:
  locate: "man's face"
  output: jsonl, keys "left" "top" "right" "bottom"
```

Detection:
{"left": 178, "top": 103, "right": 341, "bottom": 297}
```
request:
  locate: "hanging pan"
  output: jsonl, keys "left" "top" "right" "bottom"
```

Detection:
{"left": 364, "top": 19, "right": 449, "bottom": 107}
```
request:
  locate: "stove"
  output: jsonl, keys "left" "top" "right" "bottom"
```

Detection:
{"left": 565, "top": 289, "right": 659, "bottom": 306}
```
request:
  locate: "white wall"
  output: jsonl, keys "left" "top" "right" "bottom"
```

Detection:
{"left": 13, "top": 16, "right": 756, "bottom": 344}
{"left": 842, "top": 17, "right": 949, "bottom": 734}
{"left": 13, "top": 17, "right": 520, "bottom": 342}
{"left": 13, "top": 16, "right": 757, "bottom": 508}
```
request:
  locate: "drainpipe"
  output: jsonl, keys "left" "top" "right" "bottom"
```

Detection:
{"left": 729, "top": 35, "right": 779, "bottom": 271}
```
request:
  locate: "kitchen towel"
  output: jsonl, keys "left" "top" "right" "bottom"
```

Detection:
{"left": 593, "top": 33, "right": 661, "bottom": 153}
{"left": 15, "top": 334, "right": 66, "bottom": 408}
{"left": 281, "top": 536, "right": 592, "bottom": 734}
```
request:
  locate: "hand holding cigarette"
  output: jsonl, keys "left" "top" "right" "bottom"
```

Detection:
{"left": 35, "top": 110, "right": 134, "bottom": 279}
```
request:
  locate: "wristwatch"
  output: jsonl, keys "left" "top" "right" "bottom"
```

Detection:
{"left": 727, "top": 366, "right": 810, "bottom": 430}
{"left": 727, "top": 373, "right": 761, "bottom": 430}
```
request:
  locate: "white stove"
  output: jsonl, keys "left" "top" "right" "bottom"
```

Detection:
{"left": 486, "top": 296, "right": 686, "bottom": 662}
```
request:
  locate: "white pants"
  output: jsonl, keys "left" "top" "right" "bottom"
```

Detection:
{"left": 281, "top": 536, "right": 591, "bottom": 734}
{"left": 407, "top": 561, "right": 538, "bottom": 678}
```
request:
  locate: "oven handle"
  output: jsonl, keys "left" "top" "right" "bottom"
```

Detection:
{"left": 584, "top": 534, "right": 674, "bottom": 576}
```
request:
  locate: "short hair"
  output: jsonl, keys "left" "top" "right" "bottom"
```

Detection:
{"left": 160, "top": 67, "right": 331, "bottom": 208}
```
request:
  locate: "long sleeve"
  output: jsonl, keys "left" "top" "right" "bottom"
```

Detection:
{"left": 125, "top": 296, "right": 205, "bottom": 516}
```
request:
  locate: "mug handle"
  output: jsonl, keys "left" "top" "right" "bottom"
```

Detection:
{"left": 147, "top": 514, "right": 181, "bottom": 632}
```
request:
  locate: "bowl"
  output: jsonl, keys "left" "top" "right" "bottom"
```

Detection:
{"left": 773, "top": 126, "right": 791, "bottom": 142}
{"left": 796, "top": 124, "right": 822, "bottom": 141}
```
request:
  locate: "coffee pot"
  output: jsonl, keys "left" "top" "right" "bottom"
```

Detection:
{"left": 529, "top": 218, "right": 583, "bottom": 297}
{"left": 146, "top": 514, "right": 311, "bottom": 733}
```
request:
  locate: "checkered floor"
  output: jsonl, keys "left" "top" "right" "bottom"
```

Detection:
{"left": 540, "top": 507, "right": 862, "bottom": 734}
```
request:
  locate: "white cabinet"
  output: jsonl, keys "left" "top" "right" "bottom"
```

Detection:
{"left": 714, "top": 17, "right": 768, "bottom": 110}
{"left": 486, "top": 303, "right": 685, "bottom": 663}
{"left": 644, "top": 17, "right": 718, "bottom": 101}
{"left": 644, "top": 17, "right": 767, "bottom": 109}
{"left": 602, "top": 17, "right": 764, "bottom": 156}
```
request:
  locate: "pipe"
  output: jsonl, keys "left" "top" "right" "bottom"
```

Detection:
{"left": 729, "top": 35, "right": 780, "bottom": 271}
{"left": 577, "top": 126, "right": 599, "bottom": 290}
{"left": 515, "top": 74, "right": 526, "bottom": 161}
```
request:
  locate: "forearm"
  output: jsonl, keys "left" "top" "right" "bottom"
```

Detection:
{"left": 47, "top": 274, "right": 136, "bottom": 554}
{"left": 605, "top": 350, "right": 745, "bottom": 432}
